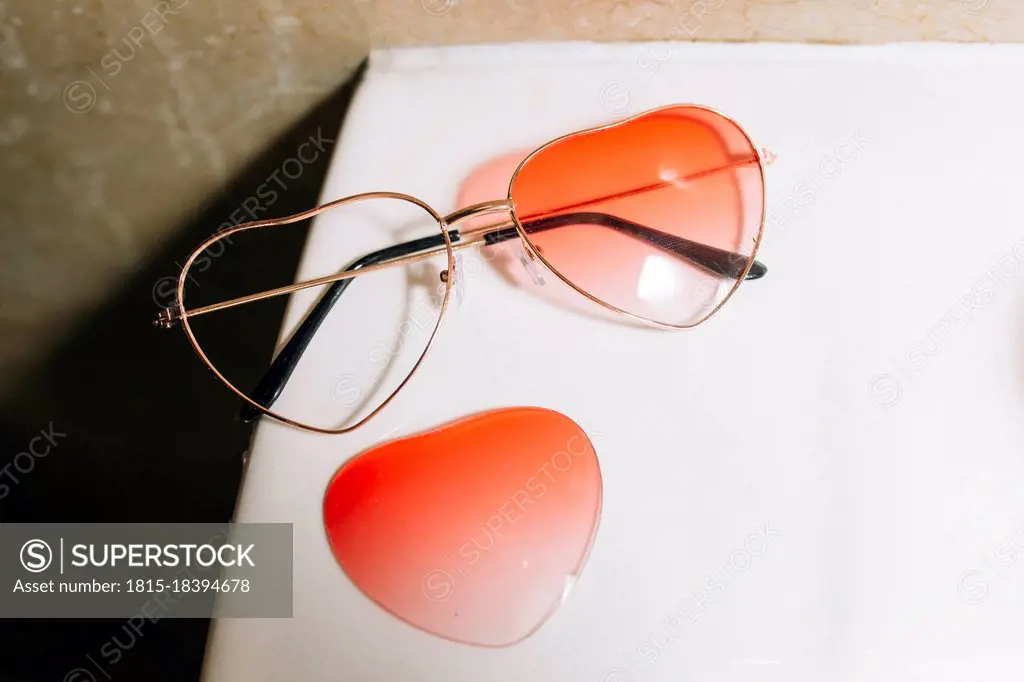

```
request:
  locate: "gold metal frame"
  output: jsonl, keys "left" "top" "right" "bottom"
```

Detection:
{"left": 506, "top": 103, "right": 768, "bottom": 330}
{"left": 157, "top": 104, "right": 772, "bottom": 434}
{"left": 174, "top": 192, "right": 455, "bottom": 435}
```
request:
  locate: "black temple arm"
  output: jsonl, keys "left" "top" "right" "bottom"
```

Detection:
{"left": 488, "top": 212, "right": 766, "bottom": 280}
{"left": 239, "top": 229, "right": 457, "bottom": 422}
{"left": 242, "top": 213, "right": 765, "bottom": 420}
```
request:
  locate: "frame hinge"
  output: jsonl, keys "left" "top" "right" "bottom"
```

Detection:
{"left": 153, "top": 304, "right": 182, "bottom": 329}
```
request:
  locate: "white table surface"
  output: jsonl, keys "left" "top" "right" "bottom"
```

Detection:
{"left": 202, "top": 41, "right": 1024, "bottom": 682}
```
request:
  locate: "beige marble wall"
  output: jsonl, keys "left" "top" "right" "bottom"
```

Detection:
{"left": 0, "top": 0, "right": 1018, "bottom": 393}
{"left": 369, "top": 0, "right": 1016, "bottom": 44}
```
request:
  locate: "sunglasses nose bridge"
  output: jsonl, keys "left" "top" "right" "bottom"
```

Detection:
{"left": 443, "top": 199, "right": 523, "bottom": 253}
{"left": 442, "top": 199, "right": 513, "bottom": 228}
{"left": 442, "top": 199, "right": 547, "bottom": 286}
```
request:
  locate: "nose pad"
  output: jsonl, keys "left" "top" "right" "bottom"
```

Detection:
{"left": 438, "top": 253, "right": 468, "bottom": 307}
{"left": 515, "top": 241, "right": 546, "bottom": 287}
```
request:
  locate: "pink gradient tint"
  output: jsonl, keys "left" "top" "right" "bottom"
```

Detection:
{"left": 456, "top": 151, "right": 632, "bottom": 324}
{"left": 323, "top": 407, "right": 603, "bottom": 647}
{"left": 455, "top": 151, "right": 526, "bottom": 233}
{"left": 511, "top": 106, "right": 764, "bottom": 326}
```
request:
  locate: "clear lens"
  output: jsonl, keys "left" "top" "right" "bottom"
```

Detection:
{"left": 181, "top": 196, "right": 452, "bottom": 431}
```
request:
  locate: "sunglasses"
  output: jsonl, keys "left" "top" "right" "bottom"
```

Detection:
{"left": 154, "top": 104, "right": 772, "bottom": 433}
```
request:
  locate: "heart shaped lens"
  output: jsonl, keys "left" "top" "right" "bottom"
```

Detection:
{"left": 323, "top": 407, "right": 603, "bottom": 646}
{"left": 510, "top": 105, "right": 765, "bottom": 327}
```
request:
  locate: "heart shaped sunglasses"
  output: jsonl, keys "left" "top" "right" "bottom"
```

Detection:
{"left": 154, "top": 104, "right": 773, "bottom": 433}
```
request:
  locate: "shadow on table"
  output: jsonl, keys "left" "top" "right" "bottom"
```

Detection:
{"left": 0, "top": 62, "right": 366, "bottom": 682}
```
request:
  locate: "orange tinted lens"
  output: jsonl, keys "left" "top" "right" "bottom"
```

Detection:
{"left": 323, "top": 408, "right": 602, "bottom": 646}
{"left": 510, "top": 106, "right": 764, "bottom": 326}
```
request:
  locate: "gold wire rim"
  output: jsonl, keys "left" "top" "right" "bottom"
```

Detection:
{"left": 505, "top": 103, "right": 768, "bottom": 331}
{"left": 171, "top": 104, "right": 770, "bottom": 434}
{"left": 176, "top": 191, "right": 456, "bottom": 435}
